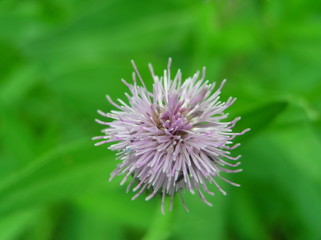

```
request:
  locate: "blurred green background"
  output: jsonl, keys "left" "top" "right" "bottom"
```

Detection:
{"left": 0, "top": 0, "right": 321, "bottom": 239}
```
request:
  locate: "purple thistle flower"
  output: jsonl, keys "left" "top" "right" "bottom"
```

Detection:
{"left": 93, "top": 59, "right": 249, "bottom": 213}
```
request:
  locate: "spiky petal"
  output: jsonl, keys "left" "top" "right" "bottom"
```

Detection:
{"left": 93, "top": 59, "right": 249, "bottom": 213}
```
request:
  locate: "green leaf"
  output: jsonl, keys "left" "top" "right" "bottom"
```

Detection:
{"left": 234, "top": 101, "right": 288, "bottom": 142}
{"left": 0, "top": 108, "right": 36, "bottom": 172}
{"left": 269, "top": 123, "right": 321, "bottom": 185}
{"left": 0, "top": 208, "right": 42, "bottom": 240}
{"left": 48, "top": 204, "right": 123, "bottom": 240}
{"left": 0, "top": 139, "right": 110, "bottom": 215}
{"left": 0, "top": 65, "right": 39, "bottom": 107}
{"left": 240, "top": 127, "right": 321, "bottom": 239}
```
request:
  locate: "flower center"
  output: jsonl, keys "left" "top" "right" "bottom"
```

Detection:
{"left": 152, "top": 107, "right": 193, "bottom": 139}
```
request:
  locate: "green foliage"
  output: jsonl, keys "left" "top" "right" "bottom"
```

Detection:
{"left": 0, "top": 0, "right": 320, "bottom": 239}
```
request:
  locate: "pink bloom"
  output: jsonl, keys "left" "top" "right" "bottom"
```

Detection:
{"left": 93, "top": 59, "right": 249, "bottom": 213}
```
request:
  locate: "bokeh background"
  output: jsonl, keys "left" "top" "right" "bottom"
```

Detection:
{"left": 0, "top": 0, "right": 321, "bottom": 239}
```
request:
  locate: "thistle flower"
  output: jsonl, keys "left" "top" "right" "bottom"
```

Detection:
{"left": 93, "top": 59, "right": 249, "bottom": 213}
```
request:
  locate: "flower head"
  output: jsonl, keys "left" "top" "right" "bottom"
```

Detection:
{"left": 93, "top": 59, "right": 249, "bottom": 213}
